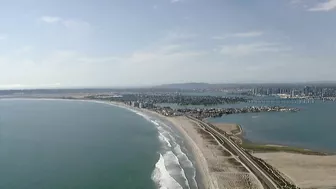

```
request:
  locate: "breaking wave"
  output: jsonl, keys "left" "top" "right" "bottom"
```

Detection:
{"left": 159, "top": 132, "right": 172, "bottom": 148}
{"left": 150, "top": 118, "right": 198, "bottom": 189}
{"left": 112, "top": 105, "right": 198, "bottom": 189}
{"left": 174, "top": 144, "right": 198, "bottom": 188}
{"left": 152, "top": 154, "right": 183, "bottom": 189}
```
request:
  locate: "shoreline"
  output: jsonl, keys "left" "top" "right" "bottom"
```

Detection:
{"left": 0, "top": 98, "right": 205, "bottom": 189}
{"left": 107, "top": 101, "right": 210, "bottom": 189}
{"left": 98, "top": 100, "right": 212, "bottom": 189}
{"left": 2, "top": 98, "right": 329, "bottom": 153}
{"left": 140, "top": 109, "right": 214, "bottom": 189}
{"left": 3, "top": 98, "right": 253, "bottom": 188}
{"left": 130, "top": 103, "right": 336, "bottom": 189}
{"left": 8, "top": 98, "right": 261, "bottom": 188}
{"left": 5, "top": 98, "right": 336, "bottom": 188}
{"left": 210, "top": 121, "right": 331, "bottom": 156}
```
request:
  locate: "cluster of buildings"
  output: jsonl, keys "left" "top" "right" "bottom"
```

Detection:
{"left": 109, "top": 93, "right": 248, "bottom": 106}
{"left": 149, "top": 106, "right": 299, "bottom": 119}
{"left": 125, "top": 101, "right": 154, "bottom": 109}
{"left": 250, "top": 86, "right": 336, "bottom": 98}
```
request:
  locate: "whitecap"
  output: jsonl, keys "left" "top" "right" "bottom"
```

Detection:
{"left": 174, "top": 144, "right": 198, "bottom": 188}
{"left": 163, "top": 151, "right": 190, "bottom": 188}
{"left": 174, "top": 144, "right": 193, "bottom": 168}
{"left": 152, "top": 154, "right": 183, "bottom": 189}
{"left": 151, "top": 120, "right": 160, "bottom": 126}
{"left": 158, "top": 132, "right": 172, "bottom": 148}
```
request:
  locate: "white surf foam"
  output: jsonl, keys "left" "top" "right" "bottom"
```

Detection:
{"left": 174, "top": 144, "right": 193, "bottom": 168}
{"left": 159, "top": 132, "right": 172, "bottom": 148}
{"left": 87, "top": 101, "right": 194, "bottom": 189}
{"left": 174, "top": 144, "right": 198, "bottom": 188}
{"left": 13, "top": 99, "right": 197, "bottom": 189}
{"left": 159, "top": 122, "right": 175, "bottom": 133}
{"left": 151, "top": 120, "right": 160, "bottom": 126}
{"left": 152, "top": 154, "right": 183, "bottom": 189}
{"left": 163, "top": 151, "right": 190, "bottom": 188}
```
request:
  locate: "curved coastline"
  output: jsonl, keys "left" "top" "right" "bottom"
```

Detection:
{"left": 0, "top": 98, "right": 204, "bottom": 189}
{"left": 0, "top": 98, "right": 162, "bottom": 189}
{"left": 93, "top": 100, "right": 205, "bottom": 189}
{"left": 107, "top": 101, "right": 205, "bottom": 189}
{"left": 92, "top": 100, "right": 336, "bottom": 189}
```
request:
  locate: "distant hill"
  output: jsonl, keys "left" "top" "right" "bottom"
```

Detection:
{"left": 154, "top": 83, "right": 249, "bottom": 89}
{"left": 155, "top": 83, "right": 212, "bottom": 89}
{"left": 154, "top": 82, "right": 336, "bottom": 90}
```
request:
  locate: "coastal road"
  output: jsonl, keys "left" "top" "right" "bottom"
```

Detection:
{"left": 187, "top": 116, "right": 279, "bottom": 189}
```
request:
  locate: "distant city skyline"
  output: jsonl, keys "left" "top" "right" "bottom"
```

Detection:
{"left": 1, "top": 0, "right": 336, "bottom": 89}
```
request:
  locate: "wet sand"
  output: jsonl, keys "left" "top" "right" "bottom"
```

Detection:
{"left": 254, "top": 152, "right": 336, "bottom": 189}
{"left": 163, "top": 116, "right": 263, "bottom": 189}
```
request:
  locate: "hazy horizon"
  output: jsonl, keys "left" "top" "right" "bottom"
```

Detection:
{"left": 1, "top": 0, "right": 336, "bottom": 89}
{"left": 1, "top": 81, "right": 336, "bottom": 90}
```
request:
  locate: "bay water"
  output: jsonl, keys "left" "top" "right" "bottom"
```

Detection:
{"left": 210, "top": 101, "right": 336, "bottom": 153}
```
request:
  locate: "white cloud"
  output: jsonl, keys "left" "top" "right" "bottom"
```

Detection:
{"left": 0, "top": 43, "right": 334, "bottom": 87}
{"left": 213, "top": 31, "right": 264, "bottom": 40}
{"left": 40, "top": 16, "right": 62, "bottom": 23}
{"left": 219, "top": 42, "right": 290, "bottom": 57}
{"left": 232, "top": 31, "right": 264, "bottom": 38}
{"left": 171, "top": 0, "right": 183, "bottom": 3}
{"left": 2, "top": 27, "right": 331, "bottom": 88}
{"left": 77, "top": 56, "right": 122, "bottom": 63}
{"left": 164, "top": 31, "right": 198, "bottom": 41}
{"left": 15, "top": 46, "right": 34, "bottom": 54}
{"left": 62, "top": 19, "right": 91, "bottom": 31}
{"left": 0, "top": 34, "right": 8, "bottom": 40}
{"left": 308, "top": 0, "right": 336, "bottom": 11}
{"left": 39, "top": 16, "right": 92, "bottom": 32}
{"left": 0, "top": 83, "right": 61, "bottom": 90}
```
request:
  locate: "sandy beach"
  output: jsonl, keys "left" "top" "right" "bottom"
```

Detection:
{"left": 254, "top": 152, "right": 336, "bottom": 189}
{"left": 102, "top": 101, "right": 336, "bottom": 189}
{"left": 104, "top": 102, "right": 262, "bottom": 189}
{"left": 6, "top": 96, "right": 336, "bottom": 189}
{"left": 167, "top": 116, "right": 263, "bottom": 189}
{"left": 141, "top": 108, "right": 264, "bottom": 189}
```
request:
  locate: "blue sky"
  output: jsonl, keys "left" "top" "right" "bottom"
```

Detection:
{"left": 0, "top": 0, "right": 336, "bottom": 89}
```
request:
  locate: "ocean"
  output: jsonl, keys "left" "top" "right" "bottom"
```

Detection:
{"left": 0, "top": 99, "right": 199, "bottom": 189}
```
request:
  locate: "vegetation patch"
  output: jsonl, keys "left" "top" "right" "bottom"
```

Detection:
{"left": 241, "top": 143, "right": 327, "bottom": 156}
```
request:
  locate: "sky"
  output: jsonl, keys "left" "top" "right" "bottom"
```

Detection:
{"left": 0, "top": 0, "right": 336, "bottom": 89}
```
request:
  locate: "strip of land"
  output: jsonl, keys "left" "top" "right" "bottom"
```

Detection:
{"left": 143, "top": 110, "right": 264, "bottom": 189}
{"left": 212, "top": 122, "right": 336, "bottom": 189}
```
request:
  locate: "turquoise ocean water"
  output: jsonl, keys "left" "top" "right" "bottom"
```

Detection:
{"left": 0, "top": 99, "right": 199, "bottom": 189}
